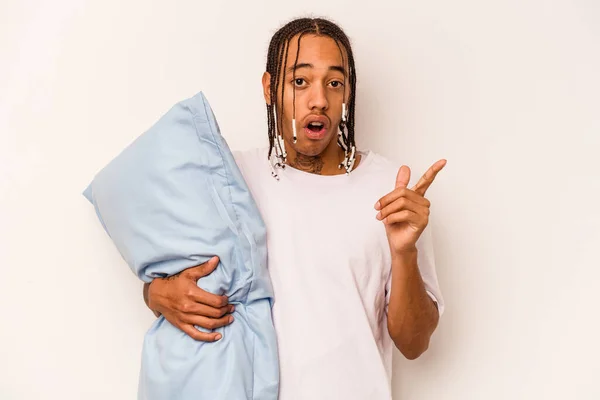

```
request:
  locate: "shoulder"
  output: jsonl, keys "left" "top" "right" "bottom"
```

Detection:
{"left": 364, "top": 150, "right": 399, "bottom": 173}
{"left": 232, "top": 146, "right": 268, "bottom": 162}
{"left": 232, "top": 147, "right": 271, "bottom": 185}
{"left": 361, "top": 150, "right": 426, "bottom": 189}
{"left": 232, "top": 147, "right": 269, "bottom": 170}
{"left": 358, "top": 150, "right": 401, "bottom": 188}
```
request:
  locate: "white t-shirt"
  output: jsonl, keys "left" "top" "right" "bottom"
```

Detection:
{"left": 233, "top": 147, "right": 444, "bottom": 400}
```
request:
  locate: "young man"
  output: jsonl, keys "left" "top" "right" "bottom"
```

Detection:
{"left": 144, "top": 17, "right": 445, "bottom": 399}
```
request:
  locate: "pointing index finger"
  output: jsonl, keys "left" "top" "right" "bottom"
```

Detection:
{"left": 411, "top": 159, "right": 447, "bottom": 196}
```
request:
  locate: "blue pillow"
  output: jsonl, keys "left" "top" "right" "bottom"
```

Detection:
{"left": 83, "top": 92, "right": 279, "bottom": 400}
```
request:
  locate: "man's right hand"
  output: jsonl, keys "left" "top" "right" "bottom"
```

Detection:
{"left": 145, "top": 256, "right": 234, "bottom": 342}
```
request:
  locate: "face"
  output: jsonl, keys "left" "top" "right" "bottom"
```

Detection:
{"left": 262, "top": 34, "right": 349, "bottom": 158}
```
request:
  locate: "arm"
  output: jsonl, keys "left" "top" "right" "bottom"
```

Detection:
{"left": 386, "top": 248, "right": 439, "bottom": 359}
{"left": 375, "top": 159, "right": 447, "bottom": 359}
{"left": 143, "top": 256, "right": 235, "bottom": 342}
{"left": 143, "top": 282, "right": 161, "bottom": 318}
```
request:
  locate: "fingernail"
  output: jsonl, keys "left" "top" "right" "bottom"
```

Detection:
{"left": 376, "top": 212, "right": 382, "bottom": 220}
{"left": 375, "top": 201, "right": 381, "bottom": 210}
{"left": 230, "top": 305, "right": 235, "bottom": 313}
{"left": 229, "top": 316, "right": 234, "bottom": 323}
{"left": 215, "top": 333, "right": 222, "bottom": 340}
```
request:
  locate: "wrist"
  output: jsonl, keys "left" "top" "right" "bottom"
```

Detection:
{"left": 391, "top": 246, "right": 418, "bottom": 262}
{"left": 144, "top": 280, "right": 162, "bottom": 318}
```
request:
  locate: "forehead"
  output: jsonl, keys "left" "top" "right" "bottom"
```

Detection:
{"left": 284, "top": 34, "right": 346, "bottom": 70}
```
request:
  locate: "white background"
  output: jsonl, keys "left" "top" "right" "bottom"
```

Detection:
{"left": 1, "top": 0, "right": 598, "bottom": 399}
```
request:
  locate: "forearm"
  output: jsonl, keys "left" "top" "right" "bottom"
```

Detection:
{"left": 143, "top": 282, "right": 161, "bottom": 318}
{"left": 386, "top": 247, "right": 439, "bottom": 359}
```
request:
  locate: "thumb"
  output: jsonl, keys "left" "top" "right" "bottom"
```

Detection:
{"left": 185, "top": 256, "right": 220, "bottom": 281}
{"left": 395, "top": 165, "right": 411, "bottom": 189}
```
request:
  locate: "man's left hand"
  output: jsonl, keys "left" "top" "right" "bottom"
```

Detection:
{"left": 375, "top": 159, "right": 447, "bottom": 255}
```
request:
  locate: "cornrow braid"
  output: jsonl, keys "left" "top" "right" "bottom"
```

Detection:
{"left": 265, "top": 17, "right": 358, "bottom": 178}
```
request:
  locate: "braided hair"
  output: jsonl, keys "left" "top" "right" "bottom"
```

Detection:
{"left": 265, "top": 17, "right": 358, "bottom": 175}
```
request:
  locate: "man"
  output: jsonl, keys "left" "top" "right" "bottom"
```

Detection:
{"left": 144, "top": 17, "right": 445, "bottom": 399}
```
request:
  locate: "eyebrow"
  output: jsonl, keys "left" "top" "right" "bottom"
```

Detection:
{"left": 287, "top": 63, "right": 347, "bottom": 76}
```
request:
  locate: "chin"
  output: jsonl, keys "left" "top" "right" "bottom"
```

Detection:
{"left": 293, "top": 131, "right": 337, "bottom": 157}
{"left": 295, "top": 144, "right": 326, "bottom": 157}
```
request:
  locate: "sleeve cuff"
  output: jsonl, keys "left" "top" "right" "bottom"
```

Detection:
{"left": 426, "top": 290, "right": 443, "bottom": 317}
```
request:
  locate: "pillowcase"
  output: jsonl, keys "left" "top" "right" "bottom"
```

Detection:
{"left": 83, "top": 91, "right": 279, "bottom": 400}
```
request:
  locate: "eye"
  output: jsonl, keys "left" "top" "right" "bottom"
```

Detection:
{"left": 293, "top": 78, "right": 306, "bottom": 87}
{"left": 329, "top": 80, "right": 344, "bottom": 88}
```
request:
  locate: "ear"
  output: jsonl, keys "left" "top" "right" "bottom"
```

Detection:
{"left": 262, "top": 71, "right": 272, "bottom": 105}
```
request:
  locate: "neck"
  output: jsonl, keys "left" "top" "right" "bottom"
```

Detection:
{"left": 289, "top": 153, "right": 327, "bottom": 174}
{"left": 286, "top": 141, "right": 360, "bottom": 176}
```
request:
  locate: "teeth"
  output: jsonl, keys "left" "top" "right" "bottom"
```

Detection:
{"left": 309, "top": 122, "right": 323, "bottom": 127}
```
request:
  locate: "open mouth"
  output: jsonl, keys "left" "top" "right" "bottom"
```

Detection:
{"left": 307, "top": 122, "right": 325, "bottom": 132}
{"left": 304, "top": 121, "right": 327, "bottom": 139}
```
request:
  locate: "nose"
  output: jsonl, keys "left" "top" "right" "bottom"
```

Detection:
{"left": 307, "top": 84, "right": 328, "bottom": 111}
